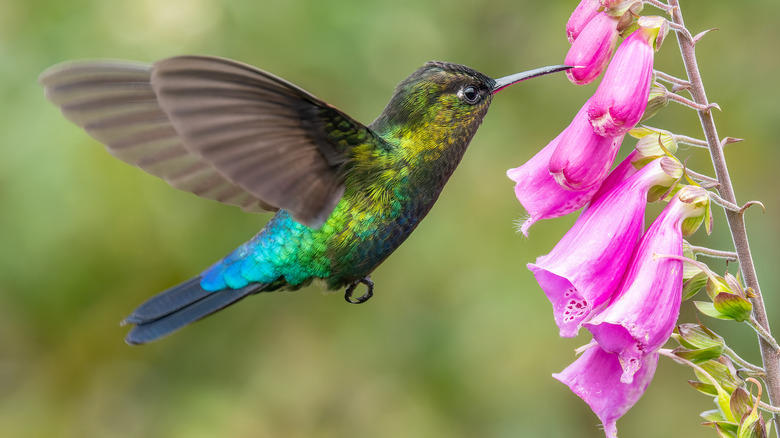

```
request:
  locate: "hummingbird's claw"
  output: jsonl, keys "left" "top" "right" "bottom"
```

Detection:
{"left": 345, "top": 277, "right": 374, "bottom": 304}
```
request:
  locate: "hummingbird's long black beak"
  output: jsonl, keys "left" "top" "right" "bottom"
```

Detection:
{"left": 491, "top": 65, "right": 573, "bottom": 94}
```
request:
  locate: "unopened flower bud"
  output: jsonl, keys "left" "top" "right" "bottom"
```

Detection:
{"left": 629, "top": 126, "right": 678, "bottom": 160}
{"left": 565, "top": 12, "right": 620, "bottom": 85}
{"left": 587, "top": 23, "right": 661, "bottom": 136}
{"left": 567, "top": 0, "right": 602, "bottom": 43}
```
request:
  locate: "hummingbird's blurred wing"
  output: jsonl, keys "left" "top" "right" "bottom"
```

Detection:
{"left": 40, "top": 56, "right": 377, "bottom": 228}
{"left": 40, "top": 60, "right": 277, "bottom": 214}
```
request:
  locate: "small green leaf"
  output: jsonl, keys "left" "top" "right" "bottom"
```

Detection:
{"left": 703, "top": 420, "right": 740, "bottom": 437}
{"left": 682, "top": 215, "right": 705, "bottom": 236}
{"left": 713, "top": 293, "right": 753, "bottom": 322}
{"left": 713, "top": 422, "right": 740, "bottom": 438}
{"left": 697, "top": 359, "right": 742, "bottom": 394}
{"left": 737, "top": 411, "right": 767, "bottom": 438}
{"left": 729, "top": 387, "right": 751, "bottom": 423}
{"left": 701, "top": 409, "right": 727, "bottom": 422}
{"left": 689, "top": 380, "right": 718, "bottom": 396}
{"left": 675, "top": 323, "right": 725, "bottom": 349}
{"left": 695, "top": 301, "right": 731, "bottom": 320}
{"left": 683, "top": 272, "right": 709, "bottom": 300}
{"left": 675, "top": 345, "right": 723, "bottom": 364}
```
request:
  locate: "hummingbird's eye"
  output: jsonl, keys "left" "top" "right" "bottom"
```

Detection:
{"left": 459, "top": 85, "right": 481, "bottom": 105}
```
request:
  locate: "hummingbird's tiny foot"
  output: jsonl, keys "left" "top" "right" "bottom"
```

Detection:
{"left": 344, "top": 277, "right": 374, "bottom": 304}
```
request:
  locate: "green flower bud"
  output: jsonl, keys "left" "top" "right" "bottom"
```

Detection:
{"left": 674, "top": 323, "right": 725, "bottom": 350}
{"left": 682, "top": 271, "right": 708, "bottom": 300}
{"left": 729, "top": 387, "right": 752, "bottom": 423}
{"left": 738, "top": 405, "right": 767, "bottom": 438}
{"left": 641, "top": 82, "right": 669, "bottom": 122}
{"left": 713, "top": 292, "right": 753, "bottom": 322}
{"left": 682, "top": 240, "right": 704, "bottom": 280}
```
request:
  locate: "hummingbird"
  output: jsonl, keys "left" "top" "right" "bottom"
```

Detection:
{"left": 40, "top": 56, "right": 569, "bottom": 345}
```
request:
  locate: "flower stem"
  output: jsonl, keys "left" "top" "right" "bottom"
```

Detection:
{"left": 668, "top": 0, "right": 780, "bottom": 434}
{"left": 658, "top": 348, "right": 728, "bottom": 395}
{"left": 689, "top": 245, "right": 738, "bottom": 262}
{"left": 643, "top": 0, "right": 672, "bottom": 12}
{"left": 654, "top": 70, "right": 690, "bottom": 87}
{"left": 723, "top": 345, "right": 765, "bottom": 375}
{"left": 674, "top": 134, "right": 709, "bottom": 148}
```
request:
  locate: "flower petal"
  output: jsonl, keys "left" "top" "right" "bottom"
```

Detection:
{"left": 587, "top": 26, "right": 656, "bottom": 136}
{"left": 554, "top": 345, "right": 659, "bottom": 438}
{"left": 529, "top": 158, "right": 675, "bottom": 337}
{"left": 585, "top": 191, "right": 706, "bottom": 383}
{"left": 549, "top": 101, "right": 625, "bottom": 191}
{"left": 507, "top": 132, "right": 601, "bottom": 236}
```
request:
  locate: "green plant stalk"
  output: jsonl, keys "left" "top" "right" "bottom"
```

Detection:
{"left": 668, "top": 0, "right": 780, "bottom": 434}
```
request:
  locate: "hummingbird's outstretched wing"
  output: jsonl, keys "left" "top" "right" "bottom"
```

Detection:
{"left": 40, "top": 56, "right": 379, "bottom": 228}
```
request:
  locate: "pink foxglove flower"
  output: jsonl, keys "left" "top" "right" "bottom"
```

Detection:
{"left": 565, "top": 12, "right": 620, "bottom": 85}
{"left": 587, "top": 22, "right": 662, "bottom": 136}
{"left": 554, "top": 344, "right": 658, "bottom": 438}
{"left": 585, "top": 186, "right": 709, "bottom": 384}
{"left": 528, "top": 157, "right": 679, "bottom": 337}
{"left": 549, "top": 100, "right": 625, "bottom": 191}
{"left": 588, "top": 150, "right": 640, "bottom": 206}
{"left": 566, "top": 0, "right": 601, "bottom": 43}
{"left": 507, "top": 132, "right": 600, "bottom": 236}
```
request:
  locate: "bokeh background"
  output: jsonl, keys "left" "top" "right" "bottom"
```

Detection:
{"left": 2, "top": 0, "right": 778, "bottom": 437}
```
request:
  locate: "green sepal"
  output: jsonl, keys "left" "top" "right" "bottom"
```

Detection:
{"left": 713, "top": 293, "right": 753, "bottom": 322}
{"left": 696, "top": 301, "right": 732, "bottom": 320}
{"left": 675, "top": 345, "right": 724, "bottom": 364}
{"left": 729, "top": 387, "right": 752, "bottom": 423}
{"left": 725, "top": 273, "right": 749, "bottom": 298}
{"left": 702, "top": 410, "right": 740, "bottom": 437}
{"left": 711, "top": 422, "right": 740, "bottom": 438}
{"left": 704, "top": 194, "right": 714, "bottom": 234}
{"left": 682, "top": 215, "right": 705, "bottom": 237}
{"left": 675, "top": 323, "right": 725, "bottom": 349}
{"left": 630, "top": 125, "right": 678, "bottom": 157}
{"left": 682, "top": 240, "right": 704, "bottom": 280}
{"left": 702, "top": 408, "right": 728, "bottom": 422}
{"left": 683, "top": 272, "right": 709, "bottom": 300}
{"left": 690, "top": 380, "right": 719, "bottom": 396}
{"left": 737, "top": 409, "right": 767, "bottom": 438}
{"left": 640, "top": 83, "right": 670, "bottom": 122}
{"left": 707, "top": 276, "right": 732, "bottom": 300}
{"left": 648, "top": 185, "right": 668, "bottom": 202}
{"left": 702, "top": 360, "right": 741, "bottom": 392}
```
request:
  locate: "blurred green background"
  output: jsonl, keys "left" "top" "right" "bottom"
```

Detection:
{"left": 1, "top": 0, "right": 778, "bottom": 437}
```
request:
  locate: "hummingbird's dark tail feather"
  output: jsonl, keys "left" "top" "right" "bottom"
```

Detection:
{"left": 122, "top": 277, "right": 267, "bottom": 345}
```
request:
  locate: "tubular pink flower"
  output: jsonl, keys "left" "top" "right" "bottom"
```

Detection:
{"left": 566, "top": 0, "right": 601, "bottom": 43}
{"left": 588, "top": 150, "right": 640, "bottom": 206}
{"left": 584, "top": 188, "right": 707, "bottom": 384}
{"left": 587, "top": 26, "right": 656, "bottom": 136}
{"left": 507, "top": 132, "right": 599, "bottom": 236}
{"left": 528, "top": 158, "right": 676, "bottom": 337}
{"left": 549, "top": 100, "right": 625, "bottom": 191}
{"left": 565, "top": 12, "right": 619, "bottom": 85}
{"left": 554, "top": 345, "right": 658, "bottom": 438}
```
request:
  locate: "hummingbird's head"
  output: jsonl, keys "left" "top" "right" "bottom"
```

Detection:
{"left": 371, "top": 62, "right": 496, "bottom": 140}
{"left": 370, "top": 62, "right": 570, "bottom": 146}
